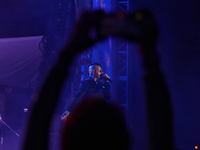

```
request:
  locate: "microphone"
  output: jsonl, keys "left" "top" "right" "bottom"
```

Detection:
{"left": 100, "top": 74, "right": 113, "bottom": 84}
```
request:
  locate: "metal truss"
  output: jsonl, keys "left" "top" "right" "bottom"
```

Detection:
{"left": 117, "top": 0, "right": 130, "bottom": 13}
{"left": 112, "top": 0, "right": 130, "bottom": 123}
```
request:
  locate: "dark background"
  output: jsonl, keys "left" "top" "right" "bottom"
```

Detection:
{"left": 0, "top": 0, "right": 200, "bottom": 150}
{"left": 0, "top": 0, "right": 52, "bottom": 38}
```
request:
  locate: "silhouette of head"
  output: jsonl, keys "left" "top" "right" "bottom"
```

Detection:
{"left": 62, "top": 99, "right": 130, "bottom": 150}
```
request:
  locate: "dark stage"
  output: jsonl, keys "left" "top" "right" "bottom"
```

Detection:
{"left": 0, "top": 0, "right": 200, "bottom": 150}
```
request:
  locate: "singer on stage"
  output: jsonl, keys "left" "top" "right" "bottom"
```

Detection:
{"left": 61, "top": 62, "right": 112, "bottom": 121}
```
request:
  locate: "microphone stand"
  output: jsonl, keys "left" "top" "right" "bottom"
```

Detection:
{"left": 0, "top": 116, "right": 19, "bottom": 137}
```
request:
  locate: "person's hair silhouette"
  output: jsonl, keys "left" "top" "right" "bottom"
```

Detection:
{"left": 62, "top": 99, "right": 130, "bottom": 150}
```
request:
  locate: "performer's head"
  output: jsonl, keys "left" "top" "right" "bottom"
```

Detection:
{"left": 88, "top": 62, "right": 103, "bottom": 81}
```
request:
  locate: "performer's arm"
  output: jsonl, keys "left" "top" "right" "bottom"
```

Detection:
{"left": 102, "top": 73, "right": 112, "bottom": 100}
{"left": 67, "top": 80, "right": 89, "bottom": 112}
{"left": 61, "top": 80, "right": 90, "bottom": 121}
{"left": 104, "top": 82, "right": 112, "bottom": 100}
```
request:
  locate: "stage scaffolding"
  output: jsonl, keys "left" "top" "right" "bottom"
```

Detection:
{"left": 112, "top": 0, "right": 131, "bottom": 124}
